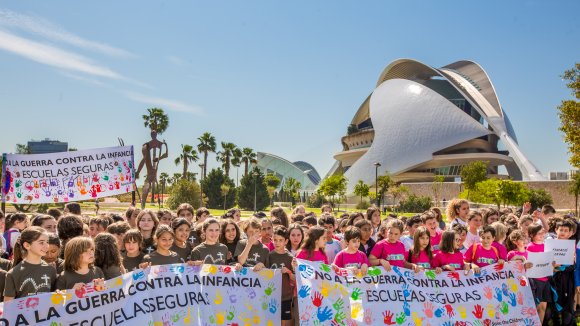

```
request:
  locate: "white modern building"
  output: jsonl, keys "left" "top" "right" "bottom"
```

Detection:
{"left": 251, "top": 152, "right": 321, "bottom": 192}
{"left": 328, "top": 59, "right": 546, "bottom": 192}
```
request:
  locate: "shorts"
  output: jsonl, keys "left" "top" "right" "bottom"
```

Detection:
{"left": 281, "top": 299, "right": 292, "bottom": 320}
{"left": 530, "top": 278, "right": 552, "bottom": 304}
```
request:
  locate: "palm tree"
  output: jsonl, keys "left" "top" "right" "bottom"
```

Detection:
{"left": 142, "top": 108, "right": 169, "bottom": 134}
{"left": 216, "top": 142, "right": 237, "bottom": 178}
{"left": 159, "top": 172, "right": 169, "bottom": 188}
{"left": 174, "top": 144, "right": 199, "bottom": 179}
{"left": 283, "top": 177, "right": 301, "bottom": 206}
{"left": 241, "top": 147, "right": 258, "bottom": 176}
{"left": 171, "top": 173, "right": 182, "bottom": 185}
{"left": 197, "top": 132, "right": 216, "bottom": 178}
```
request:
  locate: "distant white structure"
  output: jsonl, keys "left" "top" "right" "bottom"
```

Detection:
{"left": 251, "top": 152, "right": 321, "bottom": 192}
{"left": 328, "top": 59, "right": 546, "bottom": 192}
{"left": 550, "top": 170, "right": 579, "bottom": 181}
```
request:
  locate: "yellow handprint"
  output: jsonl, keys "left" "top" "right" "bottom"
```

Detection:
{"left": 321, "top": 280, "right": 331, "bottom": 297}
{"left": 216, "top": 311, "right": 225, "bottom": 325}
{"left": 351, "top": 302, "right": 362, "bottom": 318}
{"left": 214, "top": 290, "right": 223, "bottom": 305}
{"left": 457, "top": 306, "right": 467, "bottom": 318}
{"left": 252, "top": 315, "right": 260, "bottom": 325}
{"left": 183, "top": 308, "right": 191, "bottom": 325}
{"left": 334, "top": 283, "right": 349, "bottom": 297}
{"left": 267, "top": 321, "right": 274, "bottom": 326}
{"left": 51, "top": 292, "right": 72, "bottom": 305}
{"left": 245, "top": 302, "right": 254, "bottom": 311}
{"left": 153, "top": 322, "right": 163, "bottom": 326}
{"left": 507, "top": 279, "right": 518, "bottom": 292}
{"left": 412, "top": 312, "right": 423, "bottom": 326}
{"left": 209, "top": 265, "right": 218, "bottom": 274}
{"left": 487, "top": 303, "right": 495, "bottom": 318}
{"left": 259, "top": 269, "right": 274, "bottom": 279}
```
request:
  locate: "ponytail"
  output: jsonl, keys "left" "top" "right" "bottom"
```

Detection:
{"left": 12, "top": 237, "right": 25, "bottom": 266}
{"left": 11, "top": 226, "right": 47, "bottom": 265}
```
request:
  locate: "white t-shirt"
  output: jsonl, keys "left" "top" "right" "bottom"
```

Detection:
{"left": 400, "top": 236, "right": 414, "bottom": 251}
{"left": 463, "top": 230, "right": 480, "bottom": 249}
{"left": 324, "top": 239, "right": 342, "bottom": 264}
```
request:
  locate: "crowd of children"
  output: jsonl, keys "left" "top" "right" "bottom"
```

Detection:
{"left": 0, "top": 200, "right": 578, "bottom": 325}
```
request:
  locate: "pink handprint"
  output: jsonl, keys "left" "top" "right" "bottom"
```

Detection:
{"left": 363, "top": 308, "right": 373, "bottom": 325}
{"left": 484, "top": 286, "right": 493, "bottom": 300}
{"left": 423, "top": 302, "right": 434, "bottom": 318}
{"left": 517, "top": 292, "right": 523, "bottom": 305}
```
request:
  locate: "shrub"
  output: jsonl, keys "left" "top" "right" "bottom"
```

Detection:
{"left": 356, "top": 200, "right": 370, "bottom": 210}
{"left": 398, "top": 194, "right": 432, "bottom": 213}
{"left": 166, "top": 179, "right": 202, "bottom": 210}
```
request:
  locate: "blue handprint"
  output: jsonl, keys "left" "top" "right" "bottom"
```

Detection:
{"left": 502, "top": 283, "right": 509, "bottom": 296}
{"left": 402, "top": 284, "right": 411, "bottom": 299}
{"left": 403, "top": 301, "right": 410, "bottom": 316}
{"left": 299, "top": 264, "right": 314, "bottom": 278}
{"left": 403, "top": 271, "right": 415, "bottom": 282}
{"left": 299, "top": 285, "right": 311, "bottom": 298}
{"left": 494, "top": 288, "right": 503, "bottom": 302}
{"left": 523, "top": 318, "right": 534, "bottom": 326}
{"left": 434, "top": 307, "right": 445, "bottom": 318}
{"left": 442, "top": 322, "right": 453, "bottom": 326}
{"left": 268, "top": 299, "right": 277, "bottom": 314}
{"left": 508, "top": 292, "right": 517, "bottom": 307}
{"left": 238, "top": 267, "right": 248, "bottom": 276}
{"left": 392, "top": 266, "right": 403, "bottom": 277}
{"left": 474, "top": 269, "right": 488, "bottom": 278}
{"left": 317, "top": 306, "right": 333, "bottom": 322}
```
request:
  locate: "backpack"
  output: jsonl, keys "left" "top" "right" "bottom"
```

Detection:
{"left": 3, "top": 229, "right": 20, "bottom": 259}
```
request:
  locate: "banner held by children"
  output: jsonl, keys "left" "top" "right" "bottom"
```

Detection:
{"left": 0, "top": 263, "right": 281, "bottom": 325}
{"left": 296, "top": 259, "right": 540, "bottom": 326}
{"left": 545, "top": 238, "right": 575, "bottom": 265}
{"left": 1, "top": 146, "right": 135, "bottom": 204}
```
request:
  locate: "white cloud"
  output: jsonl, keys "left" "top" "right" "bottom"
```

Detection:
{"left": 0, "top": 9, "right": 133, "bottom": 58}
{"left": 167, "top": 55, "right": 189, "bottom": 67}
{"left": 124, "top": 92, "right": 204, "bottom": 115}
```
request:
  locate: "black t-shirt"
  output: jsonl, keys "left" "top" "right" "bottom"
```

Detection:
{"left": 268, "top": 250, "right": 295, "bottom": 301}
{"left": 142, "top": 251, "right": 183, "bottom": 266}
{"left": 56, "top": 266, "right": 104, "bottom": 291}
{"left": 234, "top": 240, "right": 269, "bottom": 267}
{"left": 122, "top": 252, "right": 145, "bottom": 272}
{"left": 190, "top": 243, "right": 228, "bottom": 265}
{"left": 4, "top": 261, "right": 57, "bottom": 298}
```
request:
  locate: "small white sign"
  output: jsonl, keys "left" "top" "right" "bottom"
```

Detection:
{"left": 545, "top": 238, "right": 575, "bottom": 265}
{"left": 526, "top": 251, "right": 553, "bottom": 278}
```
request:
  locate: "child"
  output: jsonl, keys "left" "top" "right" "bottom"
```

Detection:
{"left": 519, "top": 215, "right": 534, "bottom": 244}
{"left": 94, "top": 233, "right": 125, "bottom": 280}
{"left": 406, "top": 226, "right": 434, "bottom": 272}
{"left": 490, "top": 222, "right": 508, "bottom": 261}
{"left": 303, "top": 216, "right": 318, "bottom": 228}
{"left": 140, "top": 225, "right": 182, "bottom": 267}
{"left": 107, "top": 221, "right": 131, "bottom": 251}
{"left": 171, "top": 218, "right": 193, "bottom": 262}
{"left": 235, "top": 218, "right": 270, "bottom": 267}
{"left": 3, "top": 213, "right": 29, "bottom": 259}
{"left": 549, "top": 219, "right": 576, "bottom": 325}
{"left": 463, "top": 210, "right": 482, "bottom": 249}
{"left": 157, "top": 209, "right": 174, "bottom": 226}
{"left": 136, "top": 209, "right": 159, "bottom": 255}
{"left": 260, "top": 226, "right": 295, "bottom": 326}
{"left": 400, "top": 215, "right": 423, "bottom": 251}
{"left": 333, "top": 226, "right": 369, "bottom": 275}
{"left": 121, "top": 230, "right": 145, "bottom": 272}
{"left": 56, "top": 237, "right": 105, "bottom": 291}
{"left": 4, "top": 226, "right": 57, "bottom": 301}
{"left": 88, "top": 216, "right": 110, "bottom": 239}
{"left": 422, "top": 212, "right": 442, "bottom": 251}
{"left": 56, "top": 215, "right": 85, "bottom": 258}
{"left": 369, "top": 220, "right": 413, "bottom": 271}
{"left": 433, "top": 230, "right": 468, "bottom": 272}
{"left": 196, "top": 207, "right": 210, "bottom": 224}
{"left": 318, "top": 215, "right": 343, "bottom": 263}
{"left": 286, "top": 223, "right": 304, "bottom": 256}
{"left": 191, "top": 218, "right": 232, "bottom": 266}
{"left": 446, "top": 199, "right": 470, "bottom": 227}
{"left": 260, "top": 219, "right": 275, "bottom": 251}
{"left": 354, "top": 219, "right": 375, "bottom": 257}
{"left": 220, "top": 219, "right": 241, "bottom": 264}
{"left": 176, "top": 203, "right": 195, "bottom": 223}
{"left": 31, "top": 214, "right": 57, "bottom": 234}
{"left": 506, "top": 230, "right": 532, "bottom": 268}
{"left": 296, "top": 227, "right": 328, "bottom": 264}
{"left": 451, "top": 224, "right": 469, "bottom": 254}
{"left": 366, "top": 207, "right": 381, "bottom": 240}
{"left": 464, "top": 226, "right": 504, "bottom": 272}
{"left": 45, "top": 233, "right": 64, "bottom": 274}
{"left": 526, "top": 224, "right": 553, "bottom": 323}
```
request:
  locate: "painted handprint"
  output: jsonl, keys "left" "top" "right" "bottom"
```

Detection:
{"left": 444, "top": 304, "right": 454, "bottom": 317}
{"left": 332, "top": 298, "right": 344, "bottom": 311}
{"left": 508, "top": 292, "right": 517, "bottom": 307}
{"left": 517, "top": 292, "right": 524, "bottom": 305}
{"left": 424, "top": 270, "right": 436, "bottom": 280}
{"left": 501, "top": 283, "right": 509, "bottom": 296}
{"left": 403, "top": 301, "right": 410, "bottom": 316}
{"left": 367, "top": 267, "right": 382, "bottom": 276}
{"left": 457, "top": 306, "right": 467, "bottom": 318}
{"left": 472, "top": 304, "right": 484, "bottom": 319}
{"left": 507, "top": 279, "right": 518, "bottom": 292}
{"left": 334, "top": 311, "right": 346, "bottom": 325}
{"left": 317, "top": 306, "right": 333, "bottom": 323}
{"left": 486, "top": 303, "right": 495, "bottom": 318}
{"left": 351, "top": 303, "right": 362, "bottom": 319}
{"left": 299, "top": 285, "right": 311, "bottom": 298}
{"left": 521, "top": 307, "right": 537, "bottom": 318}
{"left": 395, "top": 312, "right": 406, "bottom": 325}
{"left": 301, "top": 305, "right": 314, "bottom": 321}
{"left": 500, "top": 302, "right": 509, "bottom": 315}
{"left": 246, "top": 288, "right": 256, "bottom": 299}
{"left": 264, "top": 282, "right": 275, "bottom": 296}
{"left": 320, "top": 264, "right": 331, "bottom": 273}
{"left": 268, "top": 299, "right": 277, "bottom": 314}
{"left": 363, "top": 308, "right": 373, "bottom": 325}
{"left": 483, "top": 286, "right": 493, "bottom": 300}
{"left": 494, "top": 288, "right": 502, "bottom": 301}
{"left": 434, "top": 307, "right": 445, "bottom": 318}
{"left": 351, "top": 288, "right": 363, "bottom": 301}
{"left": 227, "top": 307, "right": 235, "bottom": 321}
{"left": 383, "top": 310, "right": 396, "bottom": 325}
{"left": 493, "top": 263, "right": 504, "bottom": 271}
{"left": 519, "top": 276, "right": 527, "bottom": 286}
{"left": 447, "top": 271, "right": 459, "bottom": 281}
{"left": 411, "top": 312, "right": 423, "bottom": 326}
{"left": 298, "top": 264, "right": 314, "bottom": 278}
{"left": 402, "top": 284, "right": 411, "bottom": 298}
{"left": 423, "top": 302, "right": 434, "bottom": 318}
{"left": 312, "top": 291, "right": 323, "bottom": 307}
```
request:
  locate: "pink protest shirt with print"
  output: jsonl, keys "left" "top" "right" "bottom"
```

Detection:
{"left": 407, "top": 250, "right": 432, "bottom": 269}
{"left": 507, "top": 250, "right": 528, "bottom": 262}
{"left": 333, "top": 250, "right": 369, "bottom": 269}
{"left": 370, "top": 240, "right": 406, "bottom": 267}
{"left": 430, "top": 230, "right": 443, "bottom": 252}
{"left": 432, "top": 251, "right": 465, "bottom": 270}
{"left": 526, "top": 242, "right": 548, "bottom": 282}
{"left": 464, "top": 244, "right": 499, "bottom": 267}
{"left": 296, "top": 250, "right": 328, "bottom": 264}
{"left": 492, "top": 241, "right": 507, "bottom": 260}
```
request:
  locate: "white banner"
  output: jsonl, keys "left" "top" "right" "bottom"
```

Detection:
{"left": 296, "top": 259, "right": 540, "bottom": 326}
{"left": 2, "top": 146, "right": 134, "bottom": 204}
{"left": 0, "top": 263, "right": 281, "bottom": 325}
{"left": 545, "top": 238, "right": 575, "bottom": 265}
{"left": 526, "top": 252, "right": 554, "bottom": 278}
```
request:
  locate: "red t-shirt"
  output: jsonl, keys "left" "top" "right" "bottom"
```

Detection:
{"left": 464, "top": 243, "right": 499, "bottom": 267}
{"left": 432, "top": 251, "right": 465, "bottom": 270}
{"left": 370, "top": 240, "right": 406, "bottom": 267}
{"left": 333, "top": 250, "right": 369, "bottom": 269}
{"left": 296, "top": 250, "right": 328, "bottom": 264}
{"left": 407, "top": 250, "right": 432, "bottom": 269}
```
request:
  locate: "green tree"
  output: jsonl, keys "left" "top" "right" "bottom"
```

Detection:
{"left": 318, "top": 174, "right": 348, "bottom": 207}
{"left": 159, "top": 172, "right": 169, "bottom": 193}
{"left": 197, "top": 132, "right": 216, "bottom": 178}
{"left": 240, "top": 147, "right": 258, "bottom": 176}
{"left": 569, "top": 172, "right": 580, "bottom": 217}
{"left": 165, "top": 179, "right": 202, "bottom": 210}
{"left": 283, "top": 177, "right": 302, "bottom": 206}
{"left": 377, "top": 174, "right": 393, "bottom": 208}
{"left": 201, "top": 168, "right": 236, "bottom": 209}
{"left": 389, "top": 184, "right": 410, "bottom": 211}
{"left": 353, "top": 180, "right": 370, "bottom": 204}
{"left": 237, "top": 167, "right": 269, "bottom": 211}
{"left": 142, "top": 108, "right": 169, "bottom": 134}
{"left": 496, "top": 179, "right": 529, "bottom": 208}
{"left": 464, "top": 178, "right": 529, "bottom": 209}
{"left": 216, "top": 142, "right": 238, "bottom": 178}
{"left": 432, "top": 175, "right": 445, "bottom": 206}
{"left": 527, "top": 188, "right": 553, "bottom": 212}
{"left": 221, "top": 184, "right": 231, "bottom": 211}
{"left": 15, "top": 144, "right": 30, "bottom": 154}
{"left": 170, "top": 173, "right": 182, "bottom": 185}
{"left": 460, "top": 161, "right": 489, "bottom": 199}
{"left": 264, "top": 174, "right": 281, "bottom": 206}
{"left": 557, "top": 63, "right": 580, "bottom": 168}
{"left": 174, "top": 144, "right": 198, "bottom": 179}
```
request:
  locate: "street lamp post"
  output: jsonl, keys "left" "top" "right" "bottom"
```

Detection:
{"left": 199, "top": 163, "right": 205, "bottom": 208}
{"left": 374, "top": 162, "right": 381, "bottom": 207}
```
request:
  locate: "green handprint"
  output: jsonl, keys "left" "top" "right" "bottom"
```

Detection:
{"left": 335, "top": 310, "right": 346, "bottom": 325}
{"left": 320, "top": 264, "right": 331, "bottom": 273}
{"left": 227, "top": 307, "right": 235, "bottom": 321}
{"left": 333, "top": 298, "right": 344, "bottom": 311}
{"left": 15, "top": 180, "right": 22, "bottom": 188}
{"left": 172, "top": 313, "right": 180, "bottom": 322}
{"left": 50, "top": 322, "right": 62, "bottom": 326}
{"left": 395, "top": 312, "right": 406, "bottom": 324}
{"left": 262, "top": 301, "right": 268, "bottom": 310}
{"left": 473, "top": 321, "right": 483, "bottom": 326}
{"left": 264, "top": 282, "right": 276, "bottom": 296}
{"left": 425, "top": 270, "right": 436, "bottom": 280}
{"left": 209, "top": 315, "right": 215, "bottom": 324}
{"left": 351, "top": 288, "right": 363, "bottom": 301}
{"left": 368, "top": 267, "right": 382, "bottom": 276}
{"left": 500, "top": 302, "right": 509, "bottom": 314}
{"left": 104, "top": 175, "right": 109, "bottom": 181}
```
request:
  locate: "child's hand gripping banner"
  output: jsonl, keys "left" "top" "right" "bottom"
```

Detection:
{"left": 2, "top": 146, "right": 135, "bottom": 204}
{"left": 296, "top": 259, "right": 541, "bottom": 326}
{"left": 0, "top": 263, "right": 282, "bottom": 325}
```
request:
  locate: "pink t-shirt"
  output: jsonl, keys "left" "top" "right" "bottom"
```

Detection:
{"left": 464, "top": 244, "right": 499, "bottom": 267}
{"left": 333, "top": 250, "right": 370, "bottom": 269}
{"left": 407, "top": 250, "right": 432, "bottom": 269}
{"left": 507, "top": 250, "right": 528, "bottom": 262}
{"left": 492, "top": 241, "right": 507, "bottom": 260}
{"left": 370, "top": 240, "right": 406, "bottom": 267}
{"left": 526, "top": 242, "right": 547, "bottom": 281}
{"left": 430, "top": 230, "right": 442, "bottom": 252}
{"left": 296, "top": 250, "right": 328, "bottom": 264}
{"left": 261, "top": 239, "right": 275, "bottom": 251}
{"left": 432, "top": 251, "right": 465, "bottom": 270}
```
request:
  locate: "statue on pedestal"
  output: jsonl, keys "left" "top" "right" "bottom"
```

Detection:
{"left": 135, "top": 130, "right": 168, "bottom": 209}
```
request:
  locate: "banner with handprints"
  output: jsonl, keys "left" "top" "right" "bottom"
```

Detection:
{"left": 0, "top": 263, "right": 282, "bottom": 326}
{"left": 296, "top": 259, "right": 541, "bottom": 326}
{"left": 1, "top": 146, "right": 134, "bottom": 204}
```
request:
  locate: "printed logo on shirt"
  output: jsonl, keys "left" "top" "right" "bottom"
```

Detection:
{"left": 432, "top": 244, "right": 440, "bottom": 251}
{"left": 20, "top": 274, "right": 51, "bottom": 295}
{"left": 345, "top": 263, "right": 361, "bottom": 269}
{"left": 204, "top": 252, "right": 225, "bottom": 264}
{"left": 417, "top": 262, "right": 431, "bottom": 269}
{"left": 247, "top": 252, "right": 261, "bottom": 264}
{"left": 477, "top": 257, "right": 497, "bottom": 265}
{"left": 270, "top": 263, "right": 286, "bottom": 269}
{"left": 449, "top": 263, "right": 461, "bottom": 269}
{"left": 387, "top": 254, "right": 404, "bottom": 261}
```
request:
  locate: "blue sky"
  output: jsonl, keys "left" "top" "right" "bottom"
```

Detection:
{"left": 1, "top": 1, "right": 578, "bottom": 183}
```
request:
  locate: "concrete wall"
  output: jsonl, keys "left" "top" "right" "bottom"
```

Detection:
{"left": 401, "top": 181, "right": 577, "bottom": 210}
